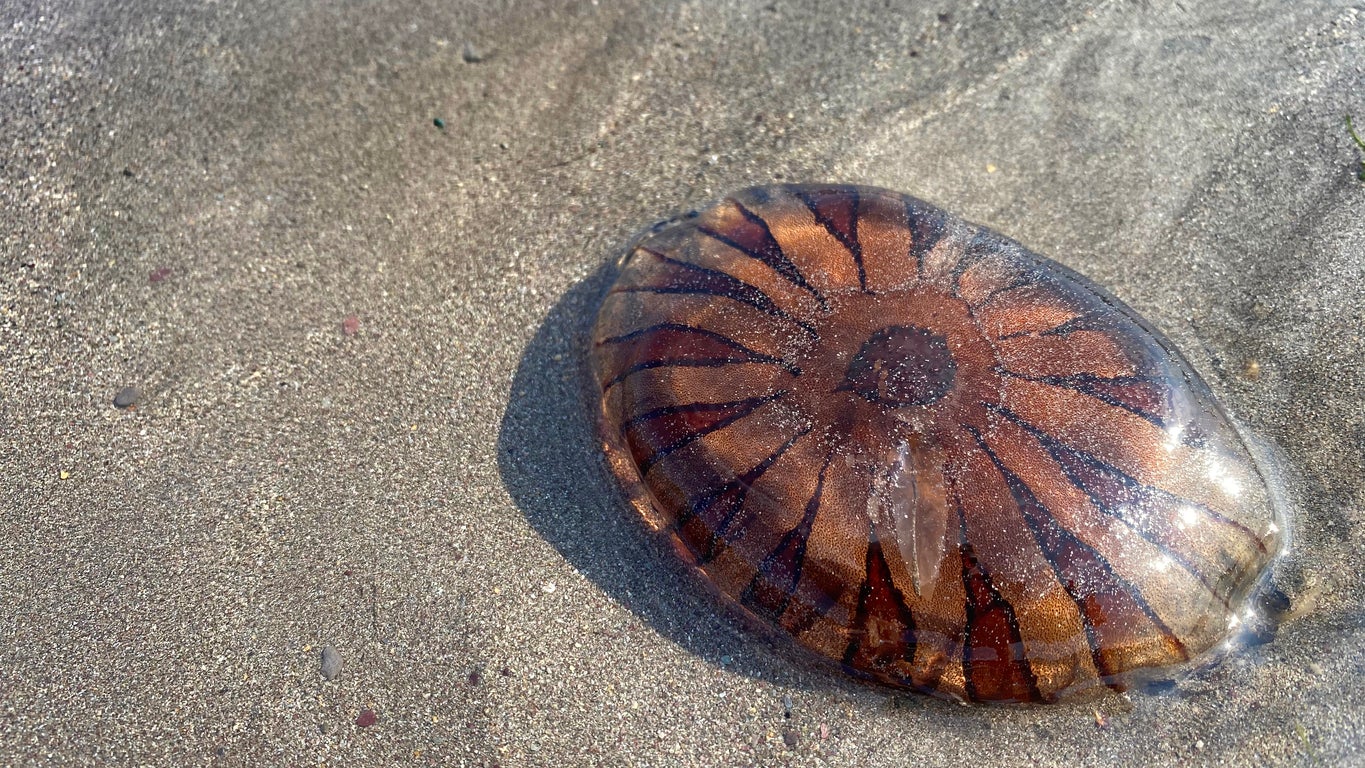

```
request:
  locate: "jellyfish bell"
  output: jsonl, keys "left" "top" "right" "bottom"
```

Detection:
{"left": 590, "top": 184, "right": 1283, "bottom": 703}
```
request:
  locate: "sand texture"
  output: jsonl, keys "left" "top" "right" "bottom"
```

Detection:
{"left": 2, "top": 0, "right": 1363, "bottom": 765}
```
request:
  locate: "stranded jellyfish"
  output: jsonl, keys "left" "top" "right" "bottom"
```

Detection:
{"left": 589, "top": 184, "right": 1282, "bottom": 703}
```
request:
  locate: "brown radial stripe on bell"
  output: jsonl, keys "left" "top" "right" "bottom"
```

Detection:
{"left": 590, "top": 184, "right": 1283, "bottom": 703}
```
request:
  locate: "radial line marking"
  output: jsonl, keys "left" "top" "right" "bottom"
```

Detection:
{"left": 794, "top": 187, "right": 867, "bottom": 292}
{"left": 634, "top": 392, "right": 787, "bottom": 474}
{"left": 741, "top": 444, "right": 837, "bottom": 620}
{"left": 598, "top": 322, "right": 801, "bottom": 374}
{"left": 995, "top": 367, "right": 1167, "bottom": 428}
{"left": 961, "top": 423, "right": 1189, "bottom": 677}
{"left": 623, "top": 246, "right": 818, "bottom": 337}
{"left": 984, "top": 401, "right": 1267, "bottom": 555}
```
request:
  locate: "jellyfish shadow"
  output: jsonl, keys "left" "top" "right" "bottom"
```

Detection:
{"left": 495, "top": 259, "right": 833, "bottom": 692}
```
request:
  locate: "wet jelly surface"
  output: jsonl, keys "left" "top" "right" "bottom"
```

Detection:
{"left": 590, "top": 184, "right": 1282, "bottom": 703}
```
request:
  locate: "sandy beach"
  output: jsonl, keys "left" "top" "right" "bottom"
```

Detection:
{"left": 3, "top": 0, "right": 1363, "bottom": 764}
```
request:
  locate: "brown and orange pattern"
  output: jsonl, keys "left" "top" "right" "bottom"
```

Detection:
{"left": 590, "top": 184, "right": 1282, "bottom": 703}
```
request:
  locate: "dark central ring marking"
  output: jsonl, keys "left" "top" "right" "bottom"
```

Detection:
{"left": 840, "top": 325, "right": 956, "bottom": 406}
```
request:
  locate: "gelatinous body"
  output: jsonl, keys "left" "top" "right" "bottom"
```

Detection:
{"left": 590, "top": 184, "right": 1281, "bottom": 703}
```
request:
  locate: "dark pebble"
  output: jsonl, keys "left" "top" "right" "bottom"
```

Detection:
{"left": 1139, "top": 678, "right": 1179, "bottom": 696}
{"left": 321, "top": 645, "right": 343, "bottom": 680}
{"left": 468, "top": 669, "right": 482, "bottom": 686}
{"left": 113, "top": 387, "right": 140, "bottom": 409}
{"left": 782, "top": 728, "right": 798, "bottom": 749}
{"left": 461, "top": 42, "right": 485, "bottom": 63}
{"left": 433, "top": 117, "right": 446, "bottom": 130}
{"left": 356, "top": 709, "right": 377, "bottom": 728}
{"left": 1257, "top": 584, "right": 1293, "bottom": 618}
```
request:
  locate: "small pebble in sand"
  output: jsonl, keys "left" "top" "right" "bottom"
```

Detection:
{"left": 342, "top": 315, "right": 360, "bottom": 336}
{"left": 461, "top": 42, "right": 485, "bottom": 63}
{"left": 321, "top": 645, "right": 343, "bottom": 680}
{"left": 113, "top": 387, "right": 141, "bottom": 409}
{"left": 356, "top": 709, "right": 377, "bottom": 728}
{"left": 782, "top": 728, "right": 798, "bottom": 749}
{"left": 148, "top": 266, "right": 172, "bottom": 284}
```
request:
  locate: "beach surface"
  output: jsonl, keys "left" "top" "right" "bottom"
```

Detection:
{"left": 3, "top": 0, "right": 1363, "bottom": 764}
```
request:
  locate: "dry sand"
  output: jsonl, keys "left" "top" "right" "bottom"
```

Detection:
{"left": 2, "top": 0, "right": 1364, "bottom": 765}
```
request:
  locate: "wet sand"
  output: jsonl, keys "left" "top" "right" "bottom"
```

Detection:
{"left": 3, "top": 0, "right": 1363, "bottom": 764}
